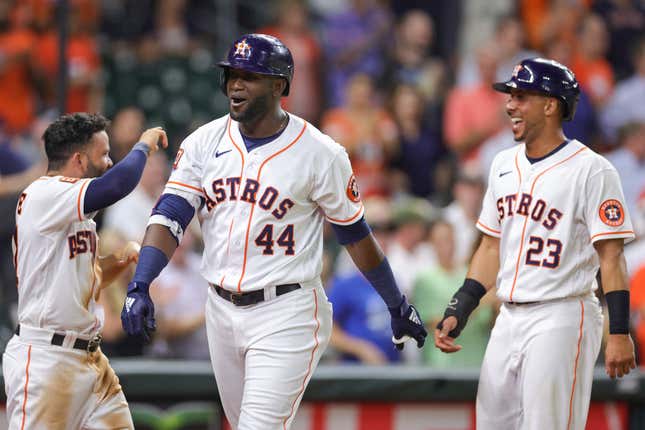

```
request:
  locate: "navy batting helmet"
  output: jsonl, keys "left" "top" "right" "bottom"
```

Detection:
{"left": 492, "top": 58, "right": 580, "bottom": 121}
{"left": 217, "top": 34, "right": 294, "bottom": 96}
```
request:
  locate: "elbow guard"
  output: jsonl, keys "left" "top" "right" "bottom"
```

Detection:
{"left": 148, "top": 194, "right": 195, "bottom": 244}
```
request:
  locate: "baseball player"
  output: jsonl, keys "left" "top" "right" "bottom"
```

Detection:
{"left": 434, "top": 58, "right": 636, "bottom": 430}
{"left": 120, "top": 34, "right": 427, "bottom": 430}
{"left": 2, "top": 113, "right": 167, "bottom": 429}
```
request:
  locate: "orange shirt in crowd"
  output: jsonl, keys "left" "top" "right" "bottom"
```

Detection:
{"left": 0, "top": 29, "right": 38, "bottom": 133}
{"left": 571, "top": 54, "right": 614, "bottom": 106}
{"left": 520, "top": 0, "right": 591, "bottom": 51}
{"left": 321, "top": 108, "right": 398, "bottom": 198}
{"left": 35, "top": 31, "right": 100, "bottom": 113}
{"left": 443, "top": 84, "right": 506, "bottom": 162}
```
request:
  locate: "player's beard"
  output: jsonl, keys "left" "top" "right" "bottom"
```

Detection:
{"left": 84, "top": 159, "right": 107, "bottom": 178}
{"left": 229, "top": 93, "right": 271, "bottom": 124}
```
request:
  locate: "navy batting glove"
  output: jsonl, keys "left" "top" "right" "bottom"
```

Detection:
{"left": 121, "top": 281, "right": 156, "bottom": 343}
{"left": 389, "top": 296, "right": 427, "bottom": 350}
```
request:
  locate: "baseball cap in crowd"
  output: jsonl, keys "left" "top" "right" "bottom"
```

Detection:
{"left": 391, "top": 196, "right": 437, "bottom": 227}
{"left": 363, "top": 196, "right": 394, "bottom": 231}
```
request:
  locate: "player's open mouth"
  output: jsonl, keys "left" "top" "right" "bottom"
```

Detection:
{"left": 230, "top": 97, "right": 247, "bottom": 108}
{"left": 511, "top": 117, "right": 524, "bottom": 133}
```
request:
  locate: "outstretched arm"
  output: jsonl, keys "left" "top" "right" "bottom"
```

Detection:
{"left": 596, "top": 238, "right": 636, "bottom": 378}
{"left": 84, "top": 127, "right": 168, "bottom": 213}
{"left": 334, "top": 219, "right": 427, "bottom": 350}
{"left": 434, "top": 233, "right": 499, "bottom": 353}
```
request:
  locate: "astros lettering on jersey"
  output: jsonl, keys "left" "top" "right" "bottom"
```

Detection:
{"left": 477, "top": 139, "right": 635, "bottom": 303}
{"left": 162, "top": 113, "right": 364, "bottom": 292}
{"left": 13, "top": 176, "right": 103, "bottom": 335}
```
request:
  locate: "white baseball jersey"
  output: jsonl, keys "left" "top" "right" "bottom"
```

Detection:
{"left": 164, "top": 113, "right": 364, "bottom": 292}
{"left": 13, "top": 176, "right": 103, "bottom": 335}
{"left": 477, "top": 139, "right": 635, "bottom": 303}
{"left": 5, "top": 175, "right": 133, "bottom": 430}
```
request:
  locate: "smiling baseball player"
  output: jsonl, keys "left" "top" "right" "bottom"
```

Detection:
{"left": 434, "top": 58, "right": 636, "bottom": 430}
{"left": 2, "top": 113, "right": 167, "bottom": 429}
{"left": 120, "top": 34, "right": 427, "bottom": 430}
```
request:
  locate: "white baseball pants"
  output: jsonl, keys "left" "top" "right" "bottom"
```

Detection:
{"left": 2, "top": 327, "right": 133, "bottom": 429}
{"left": 476, "top": 294, "right": 603, "bottom": 430}
{"left": 205, "top": 282, "right": 332, "bottom": 430}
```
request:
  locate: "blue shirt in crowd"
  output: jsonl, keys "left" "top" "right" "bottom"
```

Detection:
{"left": 327, "top": 271, "right": 401, "bottom": 363}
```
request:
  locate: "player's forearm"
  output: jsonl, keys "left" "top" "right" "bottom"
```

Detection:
{"left": 84, "top": 144, "right": 149, "bottom": 213}
{"left": 344, "top": 233, "right": 385, "bottom": 272}
{"left": 465, "top": 234, "right": 500, "bottom": 290}
{"left": 142, "top": 224, "right": 179, "bottom": 260}
{"left": 127, "top": 225, "right": 178, "bottom": 289}
{"left": 596, "top": 239, "right": 631, "bottom": 336}
{"left": 345, "top": 233, "right": 406, "bottom": 310}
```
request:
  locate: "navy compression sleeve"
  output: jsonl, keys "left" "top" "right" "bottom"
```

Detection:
{"left": 83, "top": 143, "right": 149, "bottom": 214}
{"left": 330, "top": 217, "right": 371, "bottom": 245}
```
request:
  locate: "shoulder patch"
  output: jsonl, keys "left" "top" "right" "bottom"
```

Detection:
{"left": 173, "top": 148, "right": 184, "bottom": 169}
{"left": 599, "top": 199, "right": 625, "bottom": 227}
{"left": 59, "top": 177, "right": 80, "bottom": 184}
{"left": 346, "top": 174, "right": 361, "bottom": 203}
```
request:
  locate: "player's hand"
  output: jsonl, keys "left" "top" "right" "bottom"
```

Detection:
{"left": 121, "top": 281, "right": 156, "bottom": 343}
{"left": 604, "top": 334, "right": 636, "bottom": 379}
{"left": 434, "top": 316, "right": 462, "bottom": 353}
{"left": 119, "top": 241, "right": 141, "bottom": 265}
{"left": 138, "top": 127, "right": 168, "bottom": 154}
{"left": 389, "top": 296, "right": 427, "bottom": 350}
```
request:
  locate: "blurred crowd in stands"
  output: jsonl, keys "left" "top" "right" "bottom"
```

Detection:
{"left": 0, "top": 0, "right": 643, "bottom": 369}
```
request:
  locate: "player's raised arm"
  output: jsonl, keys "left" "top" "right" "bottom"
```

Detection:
{"left": 120, "top": 137, "right": 200, "bottom": 342}
{"left": 595, "top": 238, "right": 636, "bottom": 378}
{"left": 434, "top": 233, "right": 499, "bottom": 353}
{"left": 333, "top": 219, "right": 428, "bottom": 350}
{"left": 83, "top": 127, "right": 168, "bottom": 213}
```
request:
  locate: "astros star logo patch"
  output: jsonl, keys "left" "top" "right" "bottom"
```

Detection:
{"left": 234, "top": 39, "right": 252, "bottom": 59}
{"left": 599, "top": 199, "right": 625, "bottom": 227}
{"left": 346, "top": 174, "right": 361, "bottom": 203}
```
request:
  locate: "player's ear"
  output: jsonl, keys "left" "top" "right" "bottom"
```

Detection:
{"left": 272, "top": 78, "right": 286, "bottom": 97}
{"left": 544, "top": 97, "right": 560, "bottom": 119}
{"left": 72, "top": 151, "right": 87, "bottom": 172}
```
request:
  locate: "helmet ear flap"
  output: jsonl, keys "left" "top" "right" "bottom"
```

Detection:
{"left": 219, "top": 68, "right": 229, "bottom": 96}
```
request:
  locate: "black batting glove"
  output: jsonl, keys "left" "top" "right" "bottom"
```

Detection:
{"left": 389, "top": 296, "right": 428, "bottom": 350}
{"left": 436, "top": 279, "right": 487, "bottom": 338}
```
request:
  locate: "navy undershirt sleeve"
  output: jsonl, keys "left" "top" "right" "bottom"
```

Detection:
{"left": 84, "top": 145, "right": 148, "bottom": 214}
{"left": 330, "top": 217, "right": 371, "bottom": 245}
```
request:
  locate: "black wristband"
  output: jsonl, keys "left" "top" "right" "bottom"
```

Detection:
{"left": 605, "top": 290, "right": 630, "bottom": 335}
{"left": 437, "top": 278, "right": 487, "bottom": 338}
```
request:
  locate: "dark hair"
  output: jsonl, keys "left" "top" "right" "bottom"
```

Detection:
{"left": 43, "top": 113, "right": 110, "bottom": 170}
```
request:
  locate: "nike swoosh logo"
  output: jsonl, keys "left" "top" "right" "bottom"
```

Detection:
{"left": 499, "top": 171, "right": 513, "bottom": 178}
{"left": 216, "top": 149, "right": 232, "bottom": 158}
